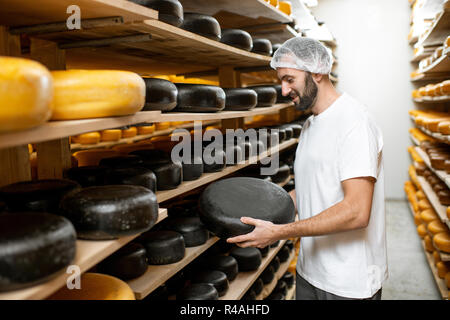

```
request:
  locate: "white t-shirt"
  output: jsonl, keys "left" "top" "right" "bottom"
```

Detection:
{"left": 294, "top": 92, "right": 388, "bottom": 299}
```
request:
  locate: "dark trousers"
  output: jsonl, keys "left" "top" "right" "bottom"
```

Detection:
{"left": 296, "top": 272, "right": 382, "bottom": 300}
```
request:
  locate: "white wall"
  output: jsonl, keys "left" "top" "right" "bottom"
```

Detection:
{"left": 311, "top": 0, "right": 414, "bottom": 199}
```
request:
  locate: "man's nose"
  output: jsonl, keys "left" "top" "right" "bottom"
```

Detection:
{"left": 281, "top": 82, "right": 291, "bottom": 97}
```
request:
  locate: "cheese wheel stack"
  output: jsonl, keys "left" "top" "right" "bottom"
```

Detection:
{"left": 412, "top": 80, "right": 450, "bottom": 100}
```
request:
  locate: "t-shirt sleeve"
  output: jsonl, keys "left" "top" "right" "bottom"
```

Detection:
{"left": 338, "top": 120, "right": 381, "bottom": 182}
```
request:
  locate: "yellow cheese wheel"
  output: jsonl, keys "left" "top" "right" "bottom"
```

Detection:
{"left": 445, "top": 272, "right": 450, "bottom": 289}
{"left": 412, "top": 89, "right": 421, "bottom": 99}
{"left": 433, "top": 232, "right": 450, "bottom": 253}
{"left": 417, "top": 224, "right": 428, "bottom": 239}
{"left": 71, "top": 132, "right": 101, "bottom": 145}
{"left": 433, "top": 250, "right": 441, "bottom": 266}
{"left": 414, "top": 213, "right": 423, "bottom": 226}
{"left": 269, "top": 0, "right": 279, "bottom": 8}
{"left": 0, "top": 56, "right": 53, "bottom": 132}
{"left": 418, "top": 199, "right": 431, "bottom": 211}
{"left": 438, "top": 121, "right": 450, "bottom": 135}
{"left": 416, "top": 190, "right": 426, "bottom": 200}
{"left": 73, "top": 149, "right": 120, "bottom": 166}
{"left": 445, "top": 36, "right": 450, "bottom": 49}
{"left": 436, "top": 261, "right": 450, "bottom": 279}
{"left": 438, "top": 80, "right": 450, "bottom": 95}
{"left": 137, "top": 124, "right": 155, "bottom": 135}
{"left": 447, "top": 206, "right": 450, "bottom": 219}
{"left": 278, "top": 1, "right": 292, "bottom": 15}
{"left": 427, "top": 220, "right": 449, "bottom": 235}
{"left": 100, "top": 129, "right": 122, "bottom": 142}
{"left": 155, "top": 122, "right": 171, "bottom": 131}
{"left": 121, "top": 126, "right": 137, "bottom": 139}
{"left": 424, "top": 235, "right": 435, "bottom": 252}
{"left": 51, "top": 70, "right": 145, "bottom": 120}
{"left": 420, "top": 209, "right": 439, "bottom": 225}
{"left": 48, "top": 273, "right": 135, "bottom": 300}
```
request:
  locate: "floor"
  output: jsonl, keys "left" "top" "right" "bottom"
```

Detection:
{"left": 382, "top": 200, "right": 441, "bottom": 300}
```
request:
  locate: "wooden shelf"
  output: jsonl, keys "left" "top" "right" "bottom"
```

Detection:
{"left": 157, "top": 138, "right": 299, "bottom": 203}
{"left": 421, "top": 240, "right": 449, "bottom": 300}
{"left": 128, "top": 236, "right": 220, "bottom": 300}
{"left": 285, "top": 285, "right": 295, "bottom": 300}
{"left": 415, "top": 147, "right": 450, "bottom": 190}
{"left": 178, "top": 0, "right": 292, "bottom": 29}
{"left": 0, "top": 207, "right": 168, "bottom": 300}
{"left": 416, "top": 176, "right": 450, "bottom": 228}
{"left": 70, "top": 120, "right": 220, "bottom": 152}
{"left": 411, "top": 46, "right": 437, "bottom": 62}
{"left": 418, "top": 126, "right": 450, "bottom": 146}
{"left": 0, "top": 0, "right": 158, "bottom": 27}
{"left": 416, "top": 0, "right": 450, "bottom": 48}
{"left": 412, "top": 49, "right": 450, "bottom": 82}
{"left": 410, "top": 132, "right": 421, "bottom": 146}
{"left": 259, "top": 249, "right": 296, "bottom": 300}
{"left": 244, "top": 24, "right": 298, "bottom": 44}
{"left": 413, "top": 95, "right": 450, "bottom": 103}
{"left": 220, "top": 240, "right": 287, "bottom": 300}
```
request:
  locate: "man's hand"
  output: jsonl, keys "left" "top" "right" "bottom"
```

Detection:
{"left": 226, "top": 217, "right": 280, "bottom": 248}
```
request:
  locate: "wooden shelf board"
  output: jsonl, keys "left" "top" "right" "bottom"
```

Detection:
{"left": 244, "top": 24, "right": 298, "bottom": 44}
{"left": 416, "top": 175, "right": 450, "bottom": 228}
{"left": 421, "top": 240, "right": 449, "bottom": 300}
{"left": 285, "top": 285, "right": 295, "bottom": 300}
{"left": 413, "top": 95, "right": 450, "bottom": 103}
{"left": 157, "top": 138, "right": 299, "bottom": 203}
{"left": 410, "top": 133, "right": 420, "bottom": 146}
{"left": 0, "top": 208, "right": 168, "bottom": 300}
{"left": 0, "top": 0, "right": 158, "bottom": 27}
{"left": 178, "top": 0, "right": 292, "bottom": 29}
{"left": 0, "top": 111, "right": 161, "bottom": 150}
{"left": 31, "top": 19, "right": 271, "bottom": 74}
{"left": 70, "top": 120, "right": 220, "bottom": 152}
{"left": 128, "top": 236, "right": 220, "bottom": 300}
{"left": 220, "top": 240, "right": 287, "bottom": 300}
{"left": 416, "top": 0, "right": 450, "bottom": 48}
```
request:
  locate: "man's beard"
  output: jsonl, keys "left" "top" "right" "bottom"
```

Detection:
{"left": 291, "top": 72, "right": 318, "bottom": 111}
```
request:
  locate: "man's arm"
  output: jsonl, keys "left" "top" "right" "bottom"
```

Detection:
{"left": 227, "top": 176, "right": 375, "bottom": 248}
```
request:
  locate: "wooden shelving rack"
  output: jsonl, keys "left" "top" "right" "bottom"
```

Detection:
{"left": 0, "top": 0, "right": 301, "bottom": 300}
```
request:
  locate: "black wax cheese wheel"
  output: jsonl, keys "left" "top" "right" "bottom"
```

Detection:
{"left": 0, "top": 212, "right": 76, "bottom": 292}
{"left": 138, "top": 230, "right": 185, "bottom": 265}
{"left": 163, "top": 217, "right": 208, "bottom": 247}
{"left": 97, "top": 242, "right": 148, "bottom": 280}
{"left": 181, "top": 13, "right": 221, "bottom": 41}
{"left": 200, "top": 255, "right": 239, "bottom": 281}
{"left": 251, "top": 278, "right": 264, "bottom": 295}
{"left": 247, "top": 86, "right": 277, "bottom": 107}
{"left": 271, "top": 164, "right": 290, "bottom": 183}
{"left": 106, "top": 166, "right": 157, "bottom": 192}
{"left": 281, "top": 125, "right": 294, "bottom": 140}
{"left": 251, "top": 39, "right": 272, "bottom": 56}
{"left": 152, "top": 162, "right": 182, "bottom": 190}
{"left": 274, "top": 84, "right": 291, "bottom": 103}
{"left": 99, "top": 155, "right": 144, "bottom": 168}
{"left": 223, "top": 88, "right": 257, "bottom": 111}
{"left": 192, "top": 270, "right": 229, "bottom": 297}
{"left": 229, "top": 247, "right": 262, "bottom": 271}
{"left": 266, "top": 291, "right": 285, "bottom": 300}
{"left": 270, "top": 240, "right": 280, "bottom": 248}
{"left": 274, "top": 280, "right": 288, "bottom": 296}
{"left": 290, "top": 124, "right": 302, "bottom": 138}
{"left": 272, "top": 43, "right": 282, "bottom": 56}
{"left": 220, "top": 29, "right": 253, "bottom": 51}
{"left": 269, "top": 256, "right": 280, "bottom": 273}
{"left": 277, "top": 245, "right": 291, "bottom": 263}
{"left": 177, "top": 283, "right": 218, "bottom": 300}
{"left": 165, "top": 270, "right": 187, "bottom": 294}
{"left": 59, "top": 185, "right": 159, "bottom": 240}
{"left": 142, "top": 78, "right": 178, "bottom": 112}
{"left": 274, "top": 127, "right": 287, "bottom": 142}
{"left": 64, "top": 166, "right": 108, "bottom": 187}
{"left": 175, "top": 84, "right": 225, "bottom": 113}
{"left": 225, "top": 144, "right": 243, "bottom": 166}
{"left": 129, "top": 149, "right": 171, "bottom": 167}
{"left": 242, "top": 289, "right": 257, "bottom": 300}
{"left": 258, "top": 246, "right": 269, "bottom": 258}
{"left": 182, "top": 154, "right": 203, "bottom": 181}
{"left": 282, "top": 272, "right": 295, "bottom": 288}
{"left": 0, "top": 179, "right": 80, "bottom": 213}
{"left": 260, "top": 265, "right": 275, "bottom": 284}
{"left": 283, "top": 180, "right": 295, "bottom": 193}
{"left": 202, "top": 147, "right": 226, "bottom": 173}
{"left": 285, "top": 240, "right": 294, "bottom": 251}
{"left": 198, "top": 177, "right": 295, "bottom": 238}
{"left": 129, "top": 0, "right": 183, "bottom": 27}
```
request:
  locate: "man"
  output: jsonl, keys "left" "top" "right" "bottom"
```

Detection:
{"left": 227, "top": 37, "right": 387, "bottom": 300}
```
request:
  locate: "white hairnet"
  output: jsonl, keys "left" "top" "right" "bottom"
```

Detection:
{"left": 270, "top": 37, "right": 333, "bottom": 74}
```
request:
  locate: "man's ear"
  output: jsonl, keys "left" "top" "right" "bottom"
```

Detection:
{"left": 311, "top": 73, "right": 323, "bottom": 83}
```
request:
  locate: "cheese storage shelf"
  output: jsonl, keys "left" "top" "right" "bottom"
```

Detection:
{"left": 0, "top": 208, "right": 168, "bottom": 300}
{"left": 412, "top": 49, "right": 450, "bottom": 81}
{"left": 417, "top": 176, "right": 450, "bottom": 228}
{"left": 220, "top": 240, "right": 287, "bottom": 300}
{"left": 258, "top": 248, "right": 296, "bottom": 300}
{"left": 418, "top": 126, "right": 450, "bottom": 146}
{"left": 157, "top": 138, "right": 299, "bottom": 203}
{"left": 413, "top": 95, "right": 450, "bottom": 103}
{"left": 0, "top": 0, "right": 158, "bottom": 26}
{"left": 127, "top": 236, "right": 220, "bottom": 300}
{"left": 415, "top": 147, "right": 450, "bottom": 190}
{"left": 415, "top": 0, "right": 450, "bottom": 48}
{"left": 178, "top": 0, "right": 293, "bottom": 29}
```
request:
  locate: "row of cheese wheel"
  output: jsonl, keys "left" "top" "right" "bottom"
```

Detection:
{"left": 405, "top": 181, "right": 450, "bottom": 293}
{"left": 412, "top": 79, "right": 450, "bottom": 99}
{"left": 418, "top": 140, "right": 450, "bottom": 174}
{"left": 409, "top": 127, "right": 436, "bottom": 144}
{"left": 410, "top": 36, "right": 450, "bottom": 78}
{"left": 409, "top": 110, "right": 450, "bottom": 135}
{"left": 128, "top": 0, "right": 281, "bottom": 56}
